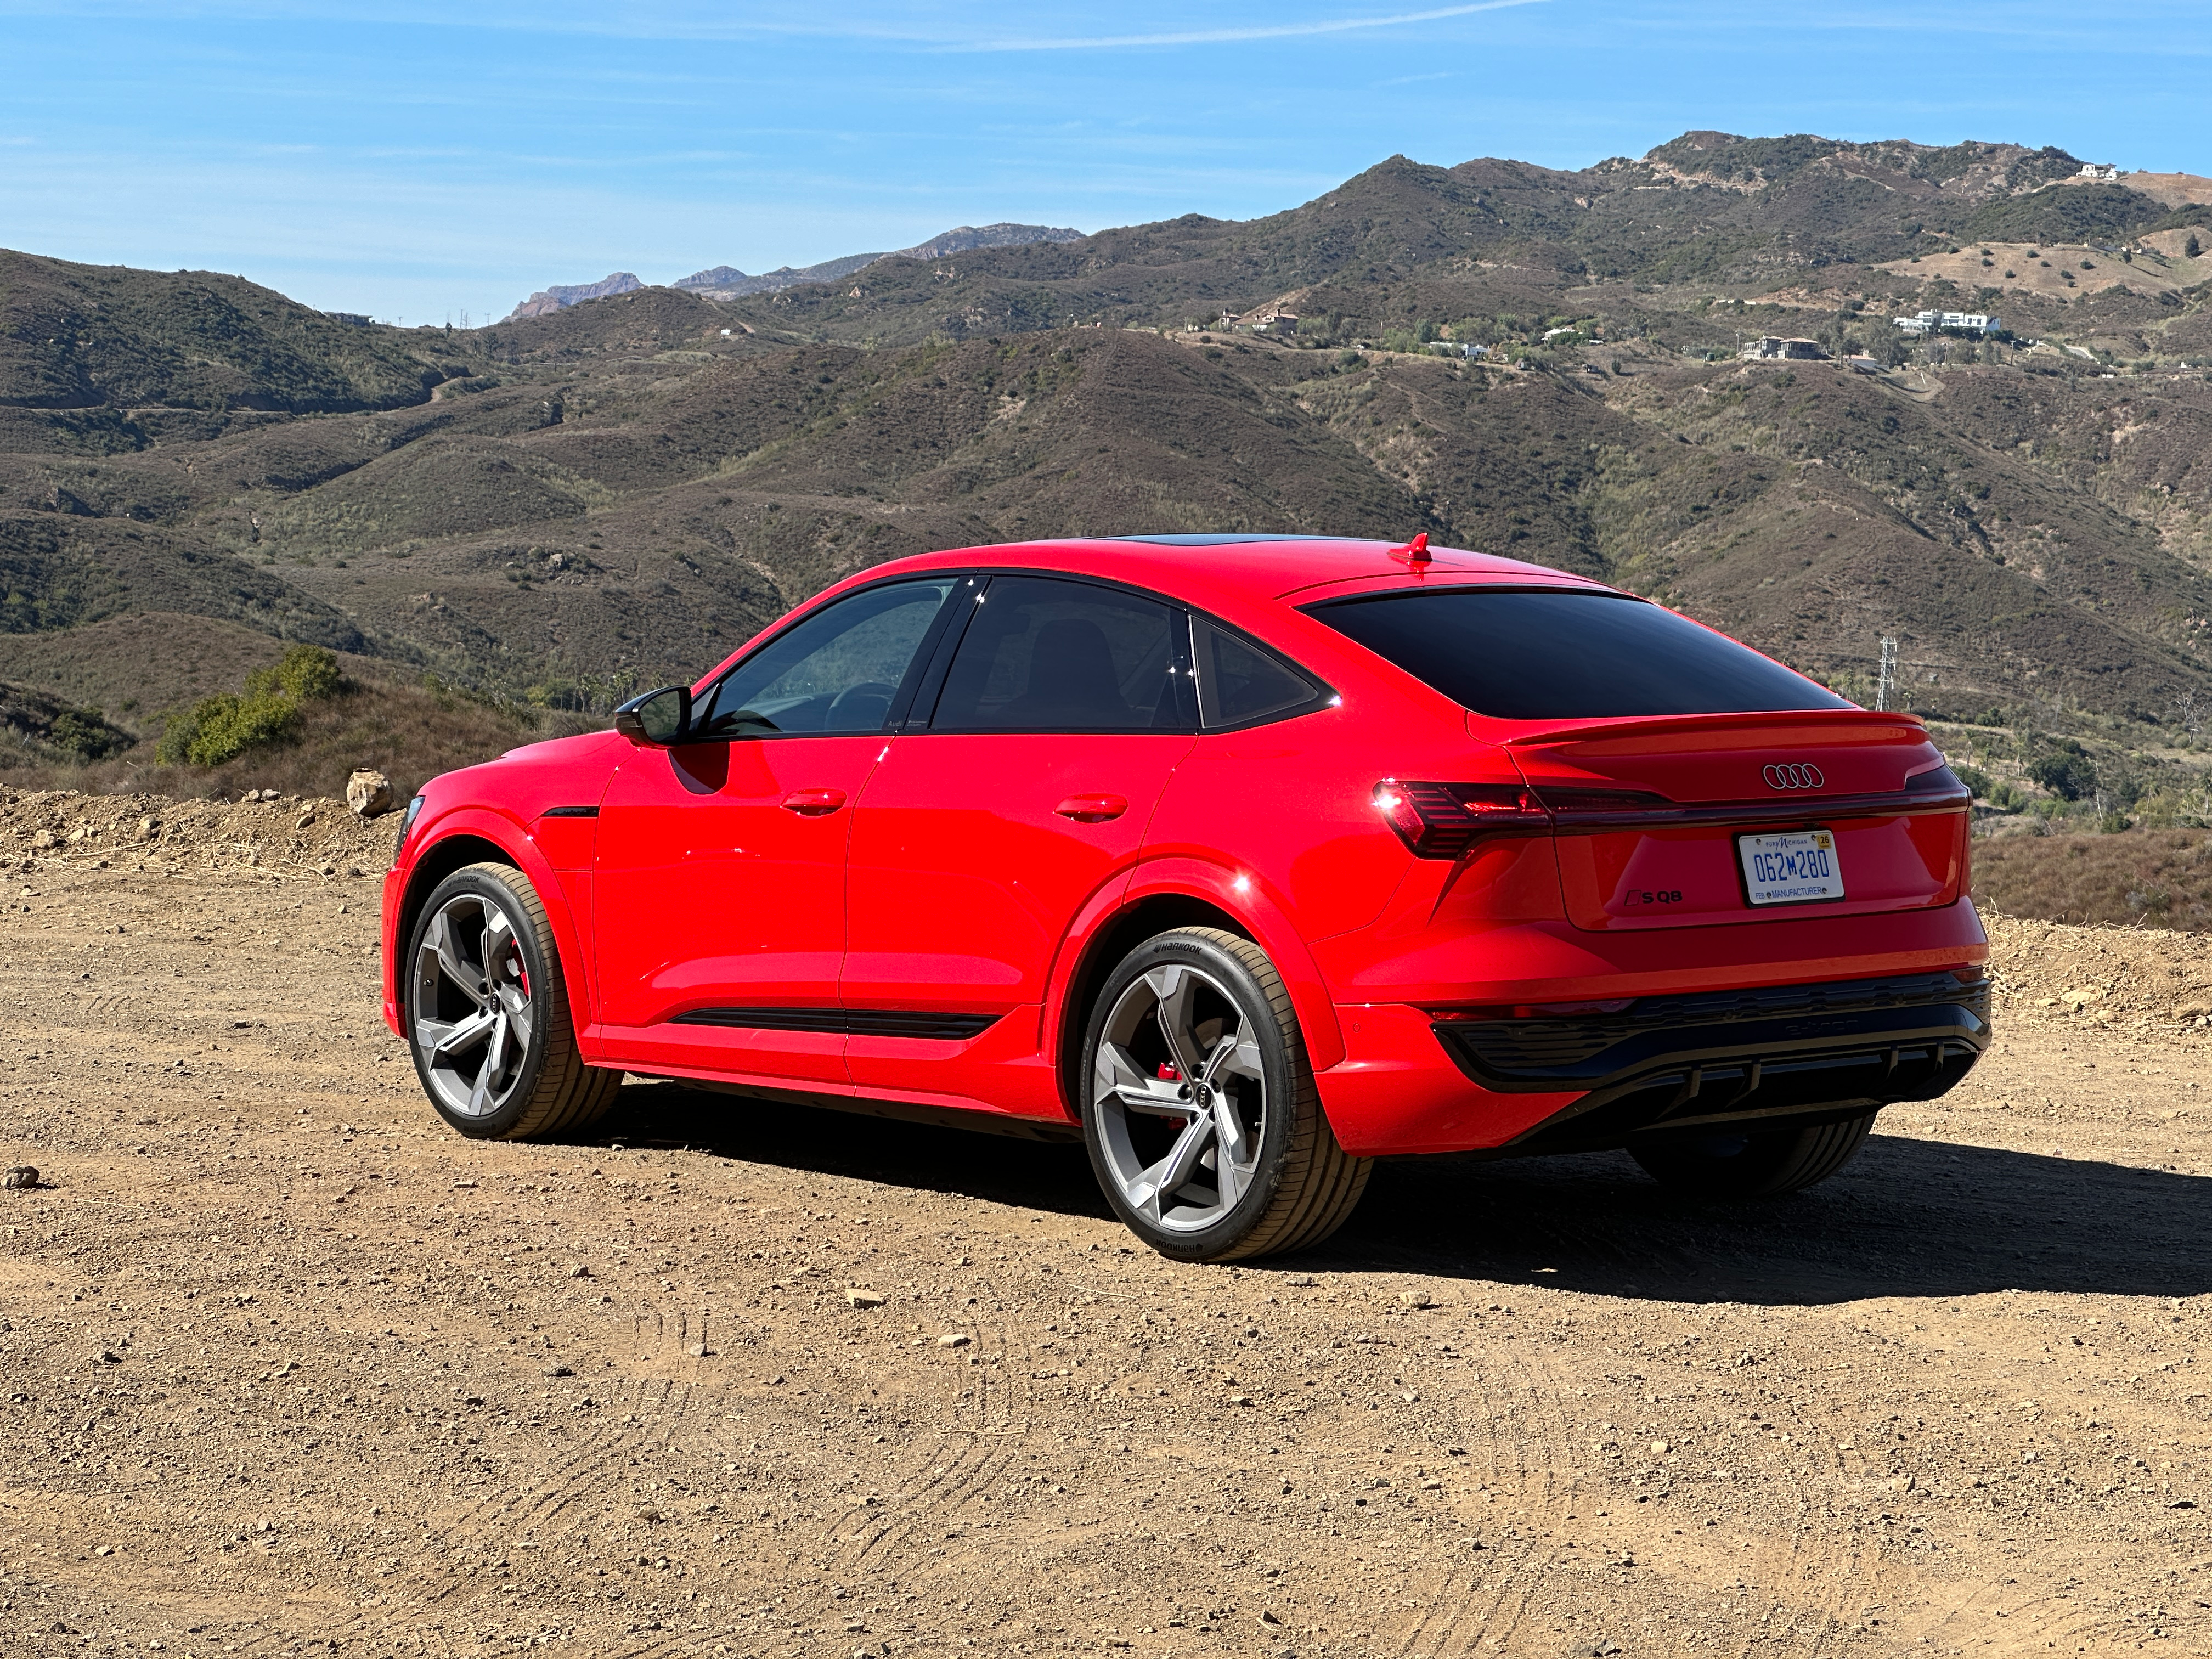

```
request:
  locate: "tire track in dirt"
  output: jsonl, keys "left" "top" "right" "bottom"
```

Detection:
{"left": 1378, "top": 1341, "right": 1582, "bottom": 1659}
{"left": 820, "top": 1311, "right": 1035, "bottom": 1571}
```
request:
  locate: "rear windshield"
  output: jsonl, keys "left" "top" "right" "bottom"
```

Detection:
{"left": 1306, "top": 588, "right": 1849, "bottom": 719}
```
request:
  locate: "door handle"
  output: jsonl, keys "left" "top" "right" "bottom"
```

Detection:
{"left": 780, "top": 787, "right": 848, "bottom": 817}
{"left": 1055, "top": 793, "right": 1128, "bottom": 823}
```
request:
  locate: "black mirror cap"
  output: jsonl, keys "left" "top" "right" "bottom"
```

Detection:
{"left": 613, "top": 685, "right": 692, "bottom": 746}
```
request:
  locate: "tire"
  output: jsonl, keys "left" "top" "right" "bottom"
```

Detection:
{"left": 1080, "top": 927, "right": 1369, "bottom": 1262}
{"left": 1629, "top": 1111, "right": 1876, "bottom": 1199}
{"left": 404, "top": 861, "right": 620, "bottom": 1141}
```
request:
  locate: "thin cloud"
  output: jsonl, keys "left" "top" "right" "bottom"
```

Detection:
{"left": 951, "top": 0, "right": 1548, "bottom": 53}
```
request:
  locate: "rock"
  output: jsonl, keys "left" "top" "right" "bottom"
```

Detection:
{"left": 31, "top": 831, "right": 56, "bottom": 850}
{"left": 3, "top": 1166, "right": 37, "bottom": 1189}
{"left": 1650, "top": 1440, "right": 1671, "bottom": 1455}
{"left": 844, "top": 1287, "right": 886, "bottom": 1308}
{"left": 569, "top": 1264, "right": 592, "bottom": 1278}
{"left": 544, "top": 1365, "right": 575, "bottom": 1379}
{"left": 1398, "top": 1290, "right": 1434, "bottom": 1309}
{"left": 1890, "top": 1473, "right": 1916, "bottom": 1491}
{"left": 1283, "top": 1274, "right": 1316, "bottom": 1288}
{"left": 347, "top": 769, "right": 396, "bottom": 819}
{"left": 936, "top": 1332, "right": 971, "bottom": 1347}
{"left": 295, "top": 810, "right": 317, "bottom": 831}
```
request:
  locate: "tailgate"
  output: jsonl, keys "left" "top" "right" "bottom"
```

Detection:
{"left": 1502, "top": 710, "right": 1971, "bottom": 932}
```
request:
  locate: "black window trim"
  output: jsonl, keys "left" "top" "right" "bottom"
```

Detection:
{"left": 902, "top": 567, "right": 1203, "bottom": 737}
{"left": 1188, "top": 612, "right": 1339, "bottom": 733}
{"left": 686, "top": 572, "right": 974, "bottom": 743}
{"left": 687, "top": 563, "right": 1342, "bottom": 742}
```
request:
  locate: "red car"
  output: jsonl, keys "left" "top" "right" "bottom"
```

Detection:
{"left": 381, "top": 534, "right": 1987, "bottom": 1261}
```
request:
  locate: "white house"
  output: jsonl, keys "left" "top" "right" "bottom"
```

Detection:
{"left": 1894, "top": 310, "right": 2001, "bottom": 337}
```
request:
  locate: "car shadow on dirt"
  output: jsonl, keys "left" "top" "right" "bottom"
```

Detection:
{"left": 596, "top": 1081, "right": 1114, "bottom": 1219}
{"left": 1334, "top": 1133, "right": 2212, "bottom": 1306}
{"left": 599, "top": 1086, "right": 2212, "bottom": 1306}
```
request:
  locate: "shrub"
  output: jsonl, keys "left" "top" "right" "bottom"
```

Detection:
{"left": 2028, "top": 751, "right": 2098, "bottom": 801}
{"left": 158, "top": 691, "right": 300, "bottom": 768}
{"left": 156, "top": 645, "right": 339, "bottom": 769}
{"left": 245, "top": 644, "right": 342, "bottom": 702}
{"left": 45, "top": 709, "right": 131, "bottom": 761}
{"left": 1953, "top": 762, "right": 1993, "bottom": 798}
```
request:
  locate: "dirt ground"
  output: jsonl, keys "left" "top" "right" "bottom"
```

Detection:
{"left": 7, "top": 789, "right": 2212, "bottom": 1659}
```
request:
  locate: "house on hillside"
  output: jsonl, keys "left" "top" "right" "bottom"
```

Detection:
{"left": 1894, "top": 309, "right": 2001, "bottom": 337}
{"left": 1251, "top": 312, "right": 1300, "bottom": 335}
{"left": 1740, "top": 337, "right": 1829, "bottom": 361}
{"left": 2077, "top": 162, "right": 2123, "bottom": 181}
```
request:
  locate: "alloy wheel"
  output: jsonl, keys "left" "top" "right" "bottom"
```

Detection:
{"left": 1090, "top": 962, "right": 1267, "bottom": 1232}
{"left": 411, "top": 891, "right": 535, "bottom": 1119}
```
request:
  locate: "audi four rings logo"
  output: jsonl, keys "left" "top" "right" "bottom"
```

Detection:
{"left": 1763, "top": 763, "right": 1826, "bottom": 791}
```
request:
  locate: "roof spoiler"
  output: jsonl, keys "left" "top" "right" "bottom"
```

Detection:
{"left": 1500, "top": 708, "right": 1925, "bottom": 747}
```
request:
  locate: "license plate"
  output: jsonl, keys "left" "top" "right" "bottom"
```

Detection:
{"left": 1737, "top": 828, "right": 1846, "bottom": 906}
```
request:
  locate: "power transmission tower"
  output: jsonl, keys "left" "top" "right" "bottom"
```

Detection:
{"left": 1876, "top": 636, "right": 1898, "bottom": 711}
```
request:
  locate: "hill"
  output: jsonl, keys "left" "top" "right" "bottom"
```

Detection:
{"left": 0, "top": 127, "right": 2207, "bottom": 847}
{"left": 667, "top": 224, "right": 1086, "bottom": 300}
{"left": 0, "top": 250, "right": 478, "bottom": 419}
{"left": 507, "top": 272, "right": 642, "bottom": 319}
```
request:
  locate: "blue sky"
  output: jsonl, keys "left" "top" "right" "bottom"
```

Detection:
{"left": 2, "top": 1, "right": 2204, "bottom": 323}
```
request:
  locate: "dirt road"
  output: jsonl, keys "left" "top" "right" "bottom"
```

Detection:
{"left": 5, "top": 790, "right": 2212, "bottom": 1658}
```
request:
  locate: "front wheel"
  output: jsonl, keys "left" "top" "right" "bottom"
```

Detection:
{"left": 405, "top": 861, "right": 620, "bottom": 1140}
{"left": 1629, "top": 1111, "right": 1876, "bottom": 1199}
{"left": 1081, "top": 927, "right": 1369, "bottom": 1262}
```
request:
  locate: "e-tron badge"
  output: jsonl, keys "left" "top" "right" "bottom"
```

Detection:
{"left": 1763, "top": 763, "right": 1825, "bottom": 791}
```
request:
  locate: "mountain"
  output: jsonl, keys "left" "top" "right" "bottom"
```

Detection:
{"left": 505, "top": 272, "right": 643, "bottom": 320}
{"left": 668, "top": 223, "right": 1085, "bottom": 299}
{"left": 714, "top": 138, "right": 2211, "bottom": 349}
{"left": 0, "top": 131, "right": 2208, "bottom": 828}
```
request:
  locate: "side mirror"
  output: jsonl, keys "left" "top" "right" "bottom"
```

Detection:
{"left": 613, "top": 685, "right": 692, "bottom": 746}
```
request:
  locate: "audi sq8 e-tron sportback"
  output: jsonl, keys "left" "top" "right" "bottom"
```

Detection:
{"left": 381, "top": 533, "right": 1987, "bottom": 1261}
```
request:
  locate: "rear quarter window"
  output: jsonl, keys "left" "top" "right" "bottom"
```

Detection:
{"left": 1306, "top": 588, "right": 1848, "bottom": 719}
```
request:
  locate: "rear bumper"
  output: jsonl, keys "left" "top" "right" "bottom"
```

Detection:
{"left": 1316, "top": 970, "right": 1988, "bottom": 1158}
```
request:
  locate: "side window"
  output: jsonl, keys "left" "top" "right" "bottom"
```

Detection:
{"left": 693, "top": 579, "right": 955, "bottom": 738}
{"left": 1194, "top": 619, "right": 1325, "bottom": 728}
{"left": 927, "top": 575, "right": 1193, "bottom": 732}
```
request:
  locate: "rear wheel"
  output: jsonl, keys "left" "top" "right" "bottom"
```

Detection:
{"left": 406, "top": 861, "right": 620, "bottom": 1141}
{"left": 1630, "top": 1111, "right": 1876, "bottom": 1199}
{"left": 1081, "top": 927, "right": 1369, "bottom": 1262}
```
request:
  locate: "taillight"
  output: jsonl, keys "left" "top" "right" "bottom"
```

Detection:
{"left": 1373, "top": 780, "right": 1547, "bottom": 859}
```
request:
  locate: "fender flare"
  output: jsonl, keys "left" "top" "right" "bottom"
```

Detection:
{"left": 1042, "top": 858, "right": 1346, "bottom": 1114}
{"left": 399, "top": 806, "right": 598, "bottom": 1036}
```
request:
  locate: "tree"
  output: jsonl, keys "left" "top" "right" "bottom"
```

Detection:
{"left": 2027, "top": 751, "right": 2097, "bottom": 801}
{"left": 1861, "top": 317, "right": 1909, "bottom": 368}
